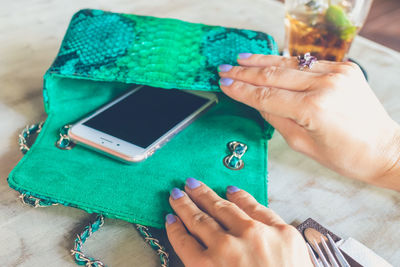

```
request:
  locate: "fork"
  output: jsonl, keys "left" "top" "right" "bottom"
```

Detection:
{"left": 305, "top": 230, "right": 350, "bottom": 267}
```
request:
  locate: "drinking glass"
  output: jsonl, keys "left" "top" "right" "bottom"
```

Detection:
{"left": 284, "top": 0, "right": 373, "bottom": 61}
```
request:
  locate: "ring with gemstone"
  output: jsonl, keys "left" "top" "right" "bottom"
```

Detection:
{"left": 297, "top": 52, "right": 317, "bottom": 71}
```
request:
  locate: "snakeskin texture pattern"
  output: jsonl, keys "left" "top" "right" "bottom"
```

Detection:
{"left": 49, "top": 9, "right": 278, "bottom": 91}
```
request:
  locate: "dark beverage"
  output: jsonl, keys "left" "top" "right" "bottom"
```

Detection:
{"left": 285, "top": 4, "right": 360, "bottom": 62}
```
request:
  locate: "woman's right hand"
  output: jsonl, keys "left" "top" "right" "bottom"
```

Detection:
{"left": 218, "top": 54, "right": 400, "bottom": 190}
{"left": 166, "top": 179, "right": 313, "bottom": 267}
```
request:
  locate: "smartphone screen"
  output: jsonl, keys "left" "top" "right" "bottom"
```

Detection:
{"left": 83, "top": 86, "right": 210, "bottom": 148}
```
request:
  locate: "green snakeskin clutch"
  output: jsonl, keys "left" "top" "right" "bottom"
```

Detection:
{"left": 8, "top": 9, "right": 278, "bottom": 228}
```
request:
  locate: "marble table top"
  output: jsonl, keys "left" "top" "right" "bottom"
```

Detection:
{"left": 1, "top": 0, "right": 399, "bottom": 266}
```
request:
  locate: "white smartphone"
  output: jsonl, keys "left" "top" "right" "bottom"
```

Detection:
{"left": 68, "top": 85, "right": 217, "bottom": 163}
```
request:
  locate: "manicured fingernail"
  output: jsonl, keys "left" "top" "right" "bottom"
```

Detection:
{"left": 227, "top": 185, "right": 240, "bottom": 194}
{"left": 218, "top": 64, "right": 233, "bottom": 72}
{"left": 165, "top": 213, "right": 176, "bottom": 224}
{"left": 186, "top": 177, "right": 201, "bottom": 189}
{"left": 171, "top": 188, "right": 184, "bottom": 200}
{"left": 237, "top": 53, "right": 252, "bottom": 60}
{"left": 219, "top": 78, "right": 234, "bottom": 86}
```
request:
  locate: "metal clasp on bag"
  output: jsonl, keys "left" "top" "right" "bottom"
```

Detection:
{"left": 223, "top": 141, "right": 247, "bottom": 170}
{"left": 55, "top": 124, "right": 75, "bottom": 150}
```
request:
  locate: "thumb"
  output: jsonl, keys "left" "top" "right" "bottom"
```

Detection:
{"left": 262, "top": 112, "right": 314, "bottom": 154}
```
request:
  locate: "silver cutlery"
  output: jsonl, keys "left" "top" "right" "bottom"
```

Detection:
{"left": 304, "top": 228, "right": 350, "bottom": 267}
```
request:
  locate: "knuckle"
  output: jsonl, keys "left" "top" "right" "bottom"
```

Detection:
{"left": 287, "top": 135, "right": 307, "bottom": 152}
{"left": 296, "top": 97, "right": 319, "bottom": 129}
{"left": 232, "top": 66, "right": 247, "bottom": 78}
{"left": 212, "top": 199, "right": 233, "bottom": 213}
{"left": 175, "top": 232, "right": 193, "bottom": 248}
{"left": 243, "top": 202, "right": 264, "bottom": 218}
{"left": 281, "top": 56, "right": 296, "bottom": 68}
{"left": 261, "top": 66, "right": 278, "bottom": 82}
{"left": 339, "top": 61, "right": 364, "bottom": 77}
{"left": 340, "top": 61, "right": 361, "bottom": 74}
{"left": 256, "top": 55, "right": 273, "bottom": 65}
{"left": 193, "top": 184, "right": 211, "bottom": 197}
{"left": 321, "top": 72, "right": 346, "bottom": 88}
{"left": 168, "top": 224, "right": 181, "bottom": 236}
{"left": 321, "top": 72, "right": 337, "bottom": 86}
{"left": 191, "top": 211, "right": 212, "bottom": 227}
{"left": 305, "top": 91, "right": 331, "bottom": 115}
{"left": 239, "top": 220, "right": 263, "bottom": 239}
{"left": 230, "top": 80, "right": 245, "bottom": 92}
{"left": 276, "top": 224, "right": 300, "bottom": 240}
{"left": 172, "top": 196, "right": 190, "bottom": 209}
{"left": 254, "top": 86, "right": 273, "bottom": 106}
{"left": 255, "top": 55, "right": 267, "bottom": 65}
{"left": 171, "top": 200, "right": 185, "bottom": 211}
{"left": 230, "top": 191, "right": 251, "bottom": 206}
{"left": 342, "top": 61, "right": 358, "bottom": 69}
{"left": 217, "top": 234, "right": 236, "bottom": 245}
{"left": 241, "top": 219, "right": 259, "bottom": 231}
{"left": 304, "top": 93, "right": 320, "bottom": 110}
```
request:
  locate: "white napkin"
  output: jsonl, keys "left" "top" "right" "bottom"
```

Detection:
{"left": 338, "top": 237, "right": 393, "bottom": 267}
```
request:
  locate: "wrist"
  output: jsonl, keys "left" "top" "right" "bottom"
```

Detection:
{"left": 375, "top": 125, "right": 400, "bottom": 191}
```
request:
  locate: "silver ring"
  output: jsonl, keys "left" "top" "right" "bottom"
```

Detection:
{"left": 297, "top": 52, "right": 317, "bottom": 70}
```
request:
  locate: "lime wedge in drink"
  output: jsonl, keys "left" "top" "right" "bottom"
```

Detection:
{"left": 325, "top": 5, "right": 357, "bottom": 40}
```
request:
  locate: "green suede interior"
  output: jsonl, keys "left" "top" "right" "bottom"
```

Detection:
{"left": 8, "top": 75, "right": 273, "bottom": 228}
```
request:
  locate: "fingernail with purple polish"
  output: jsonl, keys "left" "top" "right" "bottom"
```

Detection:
{"left": 171, "top": 188, "right": 184, "bottom": 200}
{"left": 237, "top": 53, "right": 252, "bottom": 60}
{"left": 186, "top": 177, "right": 201, "bottom": 189}
{"left": 218, "top": 64, "right": 233, "bottom": 72}
{"left": 227, "top": 185, "right": 240, "bottom": 194}
{"left": 165, "top": 213, "right": 176, "bottom": 224}
{"left": 219, "top": 78, "right": 234, "bottom": 86}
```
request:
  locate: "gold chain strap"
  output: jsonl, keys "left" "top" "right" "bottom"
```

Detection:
{"left": 71, "top": 215, "right": 106, "bottom": 267}
{"left": 18, "top": 121, "right": 44, "bottom": 154}
{"left": 135, "top": 224, "right": 169, "bottom": 267}
{"left": 19, "top": 193, "right": 58, "bottom": 208}
{"left": 17, "top": 122, "right": 170, "bottom": 267}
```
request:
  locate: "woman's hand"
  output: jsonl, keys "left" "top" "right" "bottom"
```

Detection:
{"left": 218, "top": 54, "right": 400, "bottom": 190}
{"left": 165, "top": 178, "right": 312, "bottom": 267}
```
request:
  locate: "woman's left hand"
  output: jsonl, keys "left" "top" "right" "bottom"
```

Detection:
{"left": 165, "top": 178, "right": 312, "bottom": 267}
